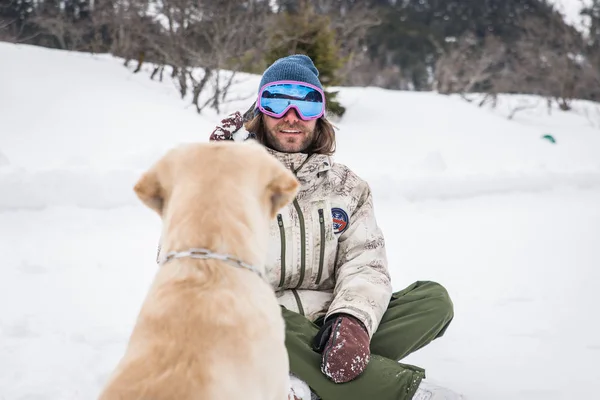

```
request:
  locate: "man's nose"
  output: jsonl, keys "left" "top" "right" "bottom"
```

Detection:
{"left": 282, "top": 107, "right": 300, "bottom": 123}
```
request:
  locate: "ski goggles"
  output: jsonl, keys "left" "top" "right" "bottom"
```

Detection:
{"left": 257, "top": 80, "right": 326, "bottom": 121}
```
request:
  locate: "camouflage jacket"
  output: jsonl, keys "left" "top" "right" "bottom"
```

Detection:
{"left": 209, "top": 114, "right": 393, "bottom": 338}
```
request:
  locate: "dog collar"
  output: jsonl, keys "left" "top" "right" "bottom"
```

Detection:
{"left": 158, "top": 248, "right": 264, "bottom": 280}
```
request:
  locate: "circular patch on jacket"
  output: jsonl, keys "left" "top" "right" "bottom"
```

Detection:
{"left": 331, "top": 208, "right": 349, "bottom": 234}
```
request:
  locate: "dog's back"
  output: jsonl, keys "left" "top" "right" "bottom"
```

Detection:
{"left": 99, "top": 258, "right": 288, "bottom": 400}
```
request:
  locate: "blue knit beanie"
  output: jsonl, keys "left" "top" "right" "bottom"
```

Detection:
{"left": 258, "top": 54, "right": 323, "bottom": 91}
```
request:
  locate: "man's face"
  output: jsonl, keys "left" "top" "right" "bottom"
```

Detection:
{"left": 263, "top": 108, "right": 317, "bottom": 153}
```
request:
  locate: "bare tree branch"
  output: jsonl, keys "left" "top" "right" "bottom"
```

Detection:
{"left": 434, "top": 33, "right": 507, "bottom": 95}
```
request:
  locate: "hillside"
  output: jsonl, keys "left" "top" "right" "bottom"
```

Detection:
{"left": 1, "top": 42, "right": 599, "bottom": 400}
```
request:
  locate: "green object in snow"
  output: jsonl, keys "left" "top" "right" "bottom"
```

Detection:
{"left": 542, "top": 134, "right": 556, "bottom": 144}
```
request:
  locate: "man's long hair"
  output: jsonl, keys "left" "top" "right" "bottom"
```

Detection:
{"left": 244, "top": 110, "right": 336, "bottom": 156}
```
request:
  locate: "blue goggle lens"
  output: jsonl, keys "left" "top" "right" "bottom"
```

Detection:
{"left": 259, "top": 83, "right": 324, "bottom": 118}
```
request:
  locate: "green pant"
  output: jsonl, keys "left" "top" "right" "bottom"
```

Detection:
{"left": 283, "top": 281, "right": 454, "bottom": 400}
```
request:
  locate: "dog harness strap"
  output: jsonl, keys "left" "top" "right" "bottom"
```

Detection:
{"left": 158, "top": 248, "right": 264, "bottom": 280}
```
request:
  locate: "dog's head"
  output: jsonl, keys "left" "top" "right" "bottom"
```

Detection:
{"left": 133, "top": 140, "right": 299, "bottom": 261}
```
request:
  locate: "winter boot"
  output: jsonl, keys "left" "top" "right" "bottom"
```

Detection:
{"left": 288, "top": 373, "right": 320, "bottom": 400}
{"left": 412, "top": 379, "right": 465, "bottom": 400}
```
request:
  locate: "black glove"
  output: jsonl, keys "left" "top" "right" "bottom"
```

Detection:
{"left": 312, "top": 314, "right": 339, "bottom": 353}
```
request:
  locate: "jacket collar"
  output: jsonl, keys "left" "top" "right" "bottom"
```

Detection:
{"left": 266, "top": 148, "right": 332, "bottom": 183}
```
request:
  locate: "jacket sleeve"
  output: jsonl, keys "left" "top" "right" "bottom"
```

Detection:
{"left": 325, "top": 180, "right": 393, "bottom": 338}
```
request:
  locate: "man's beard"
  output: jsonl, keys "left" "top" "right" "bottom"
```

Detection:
{"left": 265, "top": 120, "right": 315, "bottom": 153}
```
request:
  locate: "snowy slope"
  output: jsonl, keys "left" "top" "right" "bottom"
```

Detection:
{"left": 1, "top": 42, "right": 600, "bottom": 400}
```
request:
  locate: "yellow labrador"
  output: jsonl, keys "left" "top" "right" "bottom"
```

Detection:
{"left": 98, "top": 140, "right": 299, "bottom": 400}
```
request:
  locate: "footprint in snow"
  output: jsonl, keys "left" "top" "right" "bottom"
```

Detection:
{"left": 0, "top": 150, "right": 9, "bottom": 167}
{"left": 3, "top": 319, "right": 38, "bottom": 339}
{"left": 18, "top": 262, "right": 47, "bottom": 274}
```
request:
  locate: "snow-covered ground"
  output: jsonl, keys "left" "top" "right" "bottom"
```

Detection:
{"left": 1, "top": 42, "right": 599, "bottom": 400}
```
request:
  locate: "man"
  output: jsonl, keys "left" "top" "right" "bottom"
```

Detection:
{"left": 208, "top": 55, "right": 459, "bottom": 400}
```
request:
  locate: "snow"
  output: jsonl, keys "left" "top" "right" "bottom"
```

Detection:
{"left": 547, "top": 0, "right": 591, "bottom": 34}
{"left": 290, "top": 373, "right": 313, "bottom": 400}
{"left": 1, "top": 41, "right": 600, "bottom": 399}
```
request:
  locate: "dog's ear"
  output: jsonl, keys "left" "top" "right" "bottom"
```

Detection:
{"left": 134, "top": 165, "right": 165, "bottom": 216}
{"left": 268, "top": 168, "right": 299, "bottom": 218}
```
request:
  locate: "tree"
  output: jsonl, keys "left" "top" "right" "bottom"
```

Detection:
{"left": 512, "top": 13, "right": 595, "bottom": 110}
{"left": 581, "top": 0, "right": 600, "bottom": 49}
{"left": 265, "top": 1, "right": 346, "bottom": 117}
{"left": 0, "top": 0, "right": 36, "bottom": 40}
{"left": 434, "top": 33, "right": 507, "bottom": 95}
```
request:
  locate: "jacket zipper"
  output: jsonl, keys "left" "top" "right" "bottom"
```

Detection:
{"left": 293, "top": 198, "right": 306, "bottom": 288}
{"left": 315, "top": 208, "right": 325, "bottom": 285}
{"left": 291, "top": 289, "right": 305, "bottom": 316}
{"left": 277, "top": 214, "right": 286, "bottom": 288}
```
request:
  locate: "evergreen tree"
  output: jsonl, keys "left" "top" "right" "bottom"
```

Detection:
{"left": 582, "top": 0, "right": 600, "bottom": 49}
{"left": 0, "top": 0, "right": 35, "bottom": 31}
{"left": 265, "top": 1, "right": 346, "bottom": 117}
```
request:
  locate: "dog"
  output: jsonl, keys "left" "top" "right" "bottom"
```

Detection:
{"left": 98, "top": 140, "right": 299, "bottom": 400}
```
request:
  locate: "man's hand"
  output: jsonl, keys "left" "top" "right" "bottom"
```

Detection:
{"left": 312, "top": 313, "right": 370, "bottom": 383}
